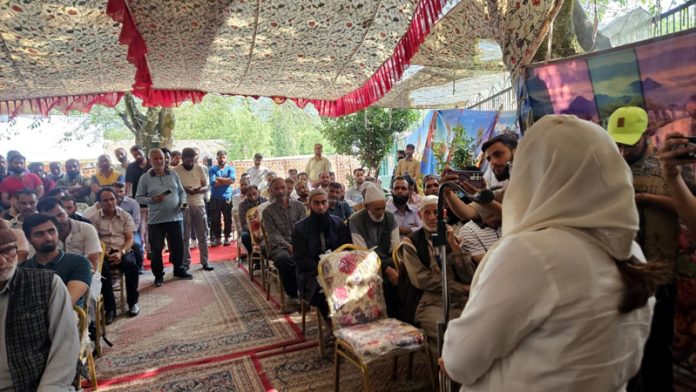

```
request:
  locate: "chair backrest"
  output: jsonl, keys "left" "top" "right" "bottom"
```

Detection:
{"left": 317, "top": 244, "right": 387, "bottom": 329}
{"left": 232, "top": 210, "right": 243, "bottom": 234}
{"left": 246, "top": 207, "right": 263, "bottom": 247}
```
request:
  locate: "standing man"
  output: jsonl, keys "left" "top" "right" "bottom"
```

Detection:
{"left": 208, "top": 150, "right": 236, "bottom": 247}
{"left": 395, "top": 144, "right": 421, "bottom": 187}
{"left": 173, "top": 148, "right": 213, "bottom": 271}
{"left": 607, "top": 106, "right": 695, "bottom": 391}
{"left": 305, "top": 143, "right": 332, "bottom": 187}
{"left": 170, "top": 150, "right": 182, "bottom": 168}
{"left": 48, "top": 161, "right": 63, "bottom": 183}
{"left": 114, "top": 147, "right": 130, "bottom": 177}
{"left": 0, "top": 227, "right": 80, "bottom": 391}
{"left": 90, "top": 154, "right": 124, "bottom": 200}
{"left": 136, "top": 149, "right": 190, "bottom": 286}
{"left": 345, "top": 168, "right": 366, "bottom": 206}
{"left": 349, "top": 183, "right": 400, "bottom": 317}
{"left": 261, "top": 178, "right": 307, "bottom": 302}
{"left": 126, "top": 145, "right": 151, "bottom": 256}
{"left": 112, "top": 183, "right": 144, "bottom": 273}
{"left": 0, "top": 153, "right": 44, "bottom": 209}
{"left": 246, "top": 153, "right": 270, "bottom": 192}
{"left": 85, "top": 188, "right": 140, "bottom": 318}
{"left": 21, "top": 214, "right": 92, "bottom": 305}
{"left": 387, "top": 176, "right": 422, "bottom": 237}
{"left": 55, "top": 159, "right": 91, "bottom": 205}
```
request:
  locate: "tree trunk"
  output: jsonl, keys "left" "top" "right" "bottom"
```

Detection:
{"left": 159, "top": 108, "right": 175, "bottom": 149}
{"left": 534, "top": 0, "right": 579, "bottom": 61}
{"left": 120, "top": 93, "right": 176, "bottom": 151}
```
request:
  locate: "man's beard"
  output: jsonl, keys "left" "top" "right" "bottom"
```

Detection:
{"left": 38, "top": 242, "right": 57, "bottom": 253}
{"left": 494, "top": 164, "right": 511, "bottom": 182}
{"left": 392, "top": 195, "right": 409, "bottom": 206}
{"left": 310, "top": 211, "right": 330, "bottom": 227}
{"left": 423, "top": 223, "right": 437, "bottom": 232}
{"left": 368, "top": 211, "right": 384, "bottom": 223}
{"left": 182, "top": 163, "right": 194, "bottom": 171}
{"left": 67, "top": 171, "right": 79, "bottom": 179}
{"left": 10, "top": 167, "right": 24, "bottom": 175}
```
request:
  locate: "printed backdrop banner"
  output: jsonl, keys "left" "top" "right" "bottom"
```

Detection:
{"left": 525, "top": 28, "right": 696, "bottom": 148}
{"left": 394, "top": 108, "right": 520, "bottom": 178}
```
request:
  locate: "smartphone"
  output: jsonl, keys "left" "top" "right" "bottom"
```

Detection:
{"left": 451, "top": 169, "right": 485, "bottom": 189}
{"left": 672, "top": 136, "right": 696, "bottom": 160}
{"left": 160, "top": 189, "right": 173, "bottom": 196}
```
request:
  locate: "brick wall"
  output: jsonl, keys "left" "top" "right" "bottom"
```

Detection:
{"left": 230, "top": 154, "right": 361, "bottom": 185}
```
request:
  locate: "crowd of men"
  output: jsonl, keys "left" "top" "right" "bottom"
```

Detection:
{"left": 0, "top": 105, "right": 695, "bottom": 389}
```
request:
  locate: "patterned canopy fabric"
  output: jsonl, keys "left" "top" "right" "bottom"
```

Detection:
{"left": 0, "top": 0, "right": 562, "bottom": 117}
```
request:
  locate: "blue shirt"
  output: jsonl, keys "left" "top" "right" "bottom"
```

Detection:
{"left": 135, "top": 169, "right": 186, "bottom": 224}
{"left": 209, "top": 165, "right": 236, "bottom": 200}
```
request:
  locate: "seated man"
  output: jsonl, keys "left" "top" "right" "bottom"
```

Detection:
{"left": 238, "top": 185, "right": 267, "bottom": 255}
{"left": 261, "top": 178, "right": 306, "bottom": 302}
{"left": 457, "top": 203, "right": 502, "bottom": 265}
{"left": 293, "top": 189, "right": 352, "bottom": 319}
{"left": 294, "top": 181, "right": 309, "bottom": 205}
{"left": 58, "top": 195, "right": 92, "bottom": 224}
{"left": 349, "top": 183, "right": 400, "bottom": 317}
{"left": 423, "top": 175, "right": 440, "bottom": 197}
{"left": 36, "top": 197, "right": 101, "bottom": 271}
{"left": 21, "top": 214, "right": 92, "bottom": 305}
{"left": 7, "top": 189, "right": 37, "bottom": 230}
{"left": 387, "top": 176, "right": 422, "bottom": 238}
{"left": 327, "top": 182, "right": 353, "bottom": 221}
{"left": 55, "top": 159, "right": 92, "bottom": 205}
{"left": 0, "top": 227, "right": 80, "bottom": 391}
{"left": 85, "top": 188, "right": 140, "bottom": 319}
{"left": 397, "top": 196, "right": 471, "bottom": 355}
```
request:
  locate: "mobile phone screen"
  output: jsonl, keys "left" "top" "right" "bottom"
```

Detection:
{"left": 160, "top": 189, "right": 173, "bottom": 196}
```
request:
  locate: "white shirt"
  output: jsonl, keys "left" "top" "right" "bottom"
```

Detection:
{"left": 246, "top": 166, "right": 270, "bottom": 191}
{"left": 443, "top": 228, "right": 652, "bottom": 391}
{"left": 172, "top": 164, "right": 207, "bottom": 207}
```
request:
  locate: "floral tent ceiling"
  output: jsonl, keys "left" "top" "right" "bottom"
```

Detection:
{"left": 0, "top": 0, "right": 562, "bottom": 118}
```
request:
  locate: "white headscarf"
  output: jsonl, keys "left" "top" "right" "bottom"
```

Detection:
{"left": 502, "top": 115, "right": 638, "bottom": 261}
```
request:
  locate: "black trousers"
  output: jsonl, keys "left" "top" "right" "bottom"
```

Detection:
{"left": 209, "top": 198, "right": 231, "bottom": 240}
{"left": 102, "top": 251, "right": 140, "bottom": 309}
{"left": 148, "top": 221, "right": 185, "bottom": 278}
{"left": 270, "top": 248, "right": 298, "bottom": 298}
{"left": 628, "top": 283, "right": 676, "bottom": 392}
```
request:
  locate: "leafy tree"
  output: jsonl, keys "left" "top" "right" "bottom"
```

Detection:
{"left": 321, "top": 108, "right": 418, "bottom": 176}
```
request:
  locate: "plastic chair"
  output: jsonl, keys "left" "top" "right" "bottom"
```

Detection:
{"left": 74, "top": 306, "right": 98, "bottom": 391}
{"left": 317, "top": 244, "right": 435, "bottom": 391}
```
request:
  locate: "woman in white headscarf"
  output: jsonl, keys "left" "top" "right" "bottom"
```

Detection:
{"left": 441, "top": 115, "right": 667, "bottom": 391}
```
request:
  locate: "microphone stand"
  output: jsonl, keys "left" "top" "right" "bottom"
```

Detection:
{"left": 434, "top": 182, "right": 494, "bottom": 392}
{"left": 434, "top": 182, "right": 466, "bottom": 392}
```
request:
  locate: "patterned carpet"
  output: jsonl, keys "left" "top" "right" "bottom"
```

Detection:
{"left": 93, "top": 255, "right": 435, "bottom": 391}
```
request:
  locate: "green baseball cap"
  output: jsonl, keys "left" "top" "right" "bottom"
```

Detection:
{"left": 607, "top": 106, "right": 649, "bottom": 146}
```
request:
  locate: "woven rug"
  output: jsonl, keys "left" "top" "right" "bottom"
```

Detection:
{"left": 96, "top": 262, "right": 302, "bottom": 381}
{"left": 257, "top": 343, "right": 433, "bottom": 392}
{"left": 143, "top": 240, "right": 238, "bottom": 269}
{"left": 99, "top": 356, "right": 266, "bottom": 391}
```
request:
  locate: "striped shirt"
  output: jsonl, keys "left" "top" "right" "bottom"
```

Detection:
{"left": 458, "top": 220, "right": 501, "bottom": 257}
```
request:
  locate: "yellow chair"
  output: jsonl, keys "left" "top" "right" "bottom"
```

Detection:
{"left": 74, "top": 306, "right": 98, "bottom": 391}
{"left": 318, "top": 244, "right": 435, "bottom": 391}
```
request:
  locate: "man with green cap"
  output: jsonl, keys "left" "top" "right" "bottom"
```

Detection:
{"left": 607, "top": 106, "right": 696, "bottom": 391}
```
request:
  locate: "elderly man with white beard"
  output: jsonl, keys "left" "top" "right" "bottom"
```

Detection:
{"left": 349, "top": 183, "right": 400, "bottom": 317}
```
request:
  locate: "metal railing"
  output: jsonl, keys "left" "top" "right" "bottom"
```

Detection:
{"left": 654, "top": 0, "right": 696, "bottom": 36}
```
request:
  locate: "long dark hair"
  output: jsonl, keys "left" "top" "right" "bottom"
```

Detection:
{"left": 614, "top": 257, "right": 671, "bottom": 313}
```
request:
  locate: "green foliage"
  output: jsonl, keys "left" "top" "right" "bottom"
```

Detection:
{"left": 83, "top": 94, "right": 332, "bottom": 159}
{"left": 450, "top": 126, "right": 476, "bottom": 170}
{"left": 321, "top": 107, "right": 418, "bottom": 176}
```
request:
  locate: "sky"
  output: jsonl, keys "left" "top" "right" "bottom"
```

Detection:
{"left": 0, "top": 116, "right": 104, "bottom": 162}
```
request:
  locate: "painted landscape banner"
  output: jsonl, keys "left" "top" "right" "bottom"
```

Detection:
{"left": 525, "top": 29, "right": 696, "bottom": 147}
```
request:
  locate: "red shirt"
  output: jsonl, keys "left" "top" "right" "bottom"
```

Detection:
{"left": 0, "top": 173, "right": 43, "bottom": 196}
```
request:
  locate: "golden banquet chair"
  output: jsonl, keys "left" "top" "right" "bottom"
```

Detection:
{"left": 74, "top": 306, "right": 98, "bottom": 391}
{"left": 246, "top": 207, "right": 266, "bottom": 284}
{"left": 317, "top": 244, "right": 435, "bottom": 391}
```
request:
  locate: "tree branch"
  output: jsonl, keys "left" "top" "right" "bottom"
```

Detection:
{"left": 116, "top": 110, "right": 137, "bottom": 135}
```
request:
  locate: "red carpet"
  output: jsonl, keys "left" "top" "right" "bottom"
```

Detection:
{"left": 143, "top": 241, "right": 239, "bottom": 269}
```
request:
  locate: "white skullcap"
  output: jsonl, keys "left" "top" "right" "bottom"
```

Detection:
{"left": 363, "top": 183, "right": 385, "bottom": 204}
{"left": 419, "top": 195, "right": 438, "bottom": 210}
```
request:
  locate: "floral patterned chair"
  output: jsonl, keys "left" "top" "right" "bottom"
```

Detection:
{"left": 318, "top": 244, "right": 435, "bottom": 391}
{"left": 246, "top": 207, "right": 266, "bottom": 285}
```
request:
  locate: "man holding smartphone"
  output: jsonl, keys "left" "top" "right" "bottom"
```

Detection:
{"left": 173, "top": 148, "right": 213, "bottom": 271}
{"left": 136, "top": 149, "right": 190, "bottom": 287}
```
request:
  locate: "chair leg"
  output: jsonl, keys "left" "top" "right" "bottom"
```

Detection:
{"left": 392, "top": 356, "right": 398, "bottom": 381}
{"left": 425, "top": 346, "right": 437, "bottom": 392}
{"left": 360, "top": 364, "right": 370, "bottom": 392}
{"left": 260, "top": 257, "right": 267, "bottom": 288}
{"left": 407, "top": 351, "right": 415, "bottom": 379}
{"left": 87, "top": 352, "right": 98, "bottom": 391}
{"left": 119, "top": 273, "right": 126, "bottom": 315}
{"left": 301, "top": 300, "right": 306, "bottom": 334}
{"left": 333, "top": 347, "right": 340, "bottom": 392}
{"left": 317, "top": 308, "right": 325, "bottom": 358}
{"left": 94, "top": 300, "right": 103, "bottom": 357}
{"left": 279, "top": 276, "right": 285, "bottom": 313}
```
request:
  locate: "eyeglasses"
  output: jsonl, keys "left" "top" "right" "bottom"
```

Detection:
{"left": 0, "top": 245, "right": 17, "bottom": 259}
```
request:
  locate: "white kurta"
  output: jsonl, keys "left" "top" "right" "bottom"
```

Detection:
{"left": 442, "top": 228, "right": 653, "bottom": 392}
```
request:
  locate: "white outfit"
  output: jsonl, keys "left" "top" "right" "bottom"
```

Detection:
{"left": 443, "top": 115, "right": 653, "bottom": 391}
{"left": 246, "top": 166, "right": 270, "bottom": 192}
